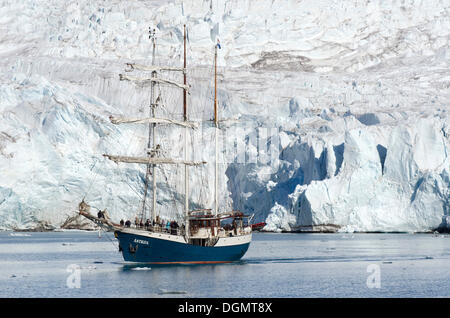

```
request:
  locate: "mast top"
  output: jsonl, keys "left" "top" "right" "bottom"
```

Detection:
{"left": 149, "top": 27, "right": 156, "bottom": 41}
{"left": 214, "top": 38, "right": 222, "bottom": 125}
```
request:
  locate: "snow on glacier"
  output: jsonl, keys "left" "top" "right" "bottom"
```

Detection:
{"left": 0, "top": 0, "right": 449, "bottom": 231}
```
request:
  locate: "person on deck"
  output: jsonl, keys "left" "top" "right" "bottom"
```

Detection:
{"left": 166, "top": 220, "right": 170, "bottom": 232}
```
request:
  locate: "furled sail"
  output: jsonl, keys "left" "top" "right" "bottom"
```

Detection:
{"left": 103, "top": 154, "right": 206, "bottom": 166}
{"left": 109, "top": 116, "right": 198, "bottom": 129}
{"left": 125, "top": 63, "right": 185, "bottom": 73}
{"left": 119, "top": 73, "right": 189, "bottom": 91}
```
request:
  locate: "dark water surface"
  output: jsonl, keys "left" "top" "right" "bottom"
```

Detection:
{"left": 0, "top": 231, "right": 449, "bottom": 297}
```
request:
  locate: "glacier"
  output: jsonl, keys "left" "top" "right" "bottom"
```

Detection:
{"left": 0, "top": 0, "right": 448, "bottom": 232}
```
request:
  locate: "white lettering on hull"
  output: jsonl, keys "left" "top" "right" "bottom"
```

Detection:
{"left": 133, "top": 239, "right": 149, "bottom": 245}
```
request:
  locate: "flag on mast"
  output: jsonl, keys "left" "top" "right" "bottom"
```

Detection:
{"left": 216, "top": 39, "right": 221, "bottom": 49}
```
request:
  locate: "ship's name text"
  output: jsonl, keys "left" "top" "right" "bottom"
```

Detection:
{"left": 133, "top": 239, "right": 149, "bottom": 245}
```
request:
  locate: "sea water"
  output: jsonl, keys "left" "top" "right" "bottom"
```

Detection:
{"left": 0, "top": 231, "right": 449, "bottom": 298}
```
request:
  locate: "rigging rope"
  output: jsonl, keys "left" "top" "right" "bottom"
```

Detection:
{"left": 82, "top": 158, "right": 100, "bottom": 200}
{"left": 98, "top": 226, "right": 119, "bottom": 249}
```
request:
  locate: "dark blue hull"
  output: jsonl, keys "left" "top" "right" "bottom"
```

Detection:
{"left": 116, "top": 230, "right": 251, "bottom": 264}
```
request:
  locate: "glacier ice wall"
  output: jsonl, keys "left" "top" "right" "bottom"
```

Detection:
{"left": 263, "top": 119, "right": 449, "bottom": 232}
{"left": 0, "top": 0, "right": 449, "bottom": 231}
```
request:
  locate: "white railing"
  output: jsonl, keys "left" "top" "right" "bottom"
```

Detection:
{"left": 122, "top": 223, "right": 185, "bottom": 236}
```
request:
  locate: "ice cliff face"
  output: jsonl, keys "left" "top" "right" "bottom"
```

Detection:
{"left": 0, "top": 0, "right": 448, "bottom": 231}
{"left": 263, "top": 119, "right": 449, "bottom": 232}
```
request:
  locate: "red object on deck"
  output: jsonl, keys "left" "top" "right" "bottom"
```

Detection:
{"left": 251, "top": 222, "right": 266, "bottom": 231}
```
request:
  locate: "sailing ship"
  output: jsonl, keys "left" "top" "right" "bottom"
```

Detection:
{"left": 79, "top": 25, "right": 252, "bottom": 264}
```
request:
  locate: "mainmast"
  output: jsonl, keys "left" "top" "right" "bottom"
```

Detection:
{"left": 183, "top": 24, "right": 190, "bottom": 239}
{"left": 214, "top": 40, "right": 219, "bottom": 216}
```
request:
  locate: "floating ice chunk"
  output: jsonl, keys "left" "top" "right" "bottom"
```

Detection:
{"left": 264, "top": 203, "right": 296, "bottom": 232}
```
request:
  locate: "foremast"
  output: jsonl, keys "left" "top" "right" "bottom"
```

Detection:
{"left": 141, "top": 27, "right": 156, "bottom": 226}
